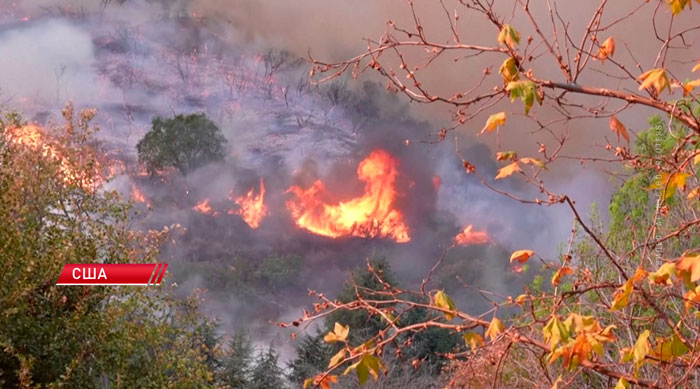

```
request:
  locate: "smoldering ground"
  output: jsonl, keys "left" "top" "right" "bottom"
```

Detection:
{"left": 0, "top": 0, "right": 640, "bottom": 354}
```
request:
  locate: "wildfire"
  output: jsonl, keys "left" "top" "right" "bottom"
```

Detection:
{"left": 6, "top": 125, "right": 98, "bottom": 190}
{"left": 455, "top": 225, "right": 489, "bottom": 246}
{"left": 131, "top": 183, "right": 150, "bottom": 205}
{"left": 286, "top": 149, "right": 410, "bottom": 243}
{"left": 193, "top": 198, "right": 213, "bottom": 214}
{"left": 230, "top": 178, "right": 267, "bottom": 229}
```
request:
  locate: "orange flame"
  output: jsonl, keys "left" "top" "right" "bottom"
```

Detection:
{"left": 230, "top": 178, "right": 267, "bottom": 229}
{"left": 131, "top": 183, "right": 150, "bottom": 205}
{"left": 455, "top": 225, "right": 489, "bottom": 246}
{"left": 193, "top": 198, "right": 213, "bottom": 214}
{"left": 6, "top": 125, "right": 98, "bottom": 190}
{"left": 286, "top": 149, "right": 410, "bottom": 242}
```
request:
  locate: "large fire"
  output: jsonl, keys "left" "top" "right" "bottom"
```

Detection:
{"left": 193, "top": 198, "right": 213, "bottom": 214}
{"left": 286, "top": 149, "right": 410, "bottom": 243}
{"left": 6, "top": 125, "right": 98, "bottom": 190}
{"left": 229, "top": 178, "right": 267, "bottom": 229}
{"left": 455, "top": 225, "right": 489, "bottom": 246}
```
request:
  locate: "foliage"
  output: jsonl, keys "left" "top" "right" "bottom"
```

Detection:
{"left": 249, "top": 346, "right": 285, "bottom": 389}
{"left": 136, "top": 113, "right": 227, "bottom": 175}
{"left": 220, "top": 330, "right": 254, "bottom": 388}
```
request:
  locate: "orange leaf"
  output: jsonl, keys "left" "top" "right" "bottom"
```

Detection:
{"left": 481, "top": 112, "right": 506, "bottom": 134}
{"left": 677, "top": 254, "right": 700, "bottom": 282}
{"left": 597, "top": 37, "right": 615, "bottom": 62}
{"left": 637, "top": 68, "right": 670, "bottom": 94}
{"left": 495, "top": 162, "right": 521, "bottom": 180}
{"left": 552, "top": 266, "right": 574, "bottom": 287}
{"left": 510, "top": 249, "right": 534, "bottom": 263}
{"left": 609, "top": 116, "right": 629, "bottom": 143}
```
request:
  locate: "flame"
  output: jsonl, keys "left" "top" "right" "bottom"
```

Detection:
{"left": 193, "top": 198, "right": 213, "bottom": 214}
{"left": 131, "top": 183, "right": 150, "bottom": 205}
{"left": 230, "top": 178, "right": 267, "bottom": 229}
{"left": 286, "top": 149, "right": 410, "bottom": 242}
{"left": 6, "top": 125, "right": 98, "bottom": 190}
{"left": 455, "top": 225, "right": 489, "bottom": 246}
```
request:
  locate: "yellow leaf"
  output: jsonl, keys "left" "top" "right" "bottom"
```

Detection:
{"left": 610, "top": 268, "right": 646, "bottom": 311}
{"left": 597, "top": 36, "right": 615, "bottom": 62}
{"left": 695, "top": 153, "right": 700, "bottom": 166}
{"left": 515, "top": 294, "right": 528, "bottom": 305}
{"left": 510, "top": 249, "right": 534, "bottom": 263}
{"left": 324, "top": 322, "right": 350, "bottom": 343}
{"left": 434, "top": 290, "right": 456, "bottom": 321}
{"left": 329, "top": 349, "right": 347, "bottom": 368}
{"left": 615, "top": 378, "right": 630, "bottom": 389}
{"left": 551, "top": 266, "right": 574, "bottom": 287}
{"left": 688, "top": 187, "right": 700, "bottom": 201}
{"left": 495, "top": 162, "right": 521, "bottom": 180}
{"left": 669, "top": 0, "right": 691, "bottom": 14}
{"left": 543, "top": 316, "right": 569, "bottom": 350}
{"left": 481, "top": 112, "right": 506, "bottom": 134}
{"left": 499, "top": 57, "right": 519, "bottom": 83}
{"left": 497, "top": 24, "right": 520, "bottom": 48}
{"left": 677, "top": 254, "right": 700, "bottom": 282}
{"left": 637, "top": 68, "right": 670, "bottom": 94}
{"left": 520, "top": 157, "right": 546, "bottom": 168}
{"left": 485, "top": 317, "right": 505, "bottom": 341}
{"left": 303, "top": 378, "right": 314, "bottom": 388}
{"left": 463, "top": 332, "right": 485, "bottom": 351}
{"left": 632, "top": 330, "right": 651, "bottom": 376}
{"left": 651, "top": 334, "right": 688, "bottom": 362}
{"left": 649, "top": 172, "right": 691, "bottom": 200}
{"left": 693, "top": 61, "right": 700, "bottom": 73}
{"left": 647, "top": 262, "right": 676, "bottom": 285}
{"left": 496, "top": 151, "right": 517, "bottom": 161}
{"left": 609, "top": 116, "right": 629, "bottom": 143}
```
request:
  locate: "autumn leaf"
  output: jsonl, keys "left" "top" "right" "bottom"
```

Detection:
{"left": 615, "top": 378, "right": 630, "bottom": 389}
{"left": 434, "top": 290, "right": 456, "bottom": 321}
{"left": 506, "top": 80, "right": 542, "bottom": 114}
{"left": 510, "top": 249, "right": 534, "bottom": 264}
{"left": 648, "top": 172, "right": 691, "bottom": 200}
{"left": 324, "top": 322, "right": 350, "bottom": 343}
{"left": 677, "top": 254, "right": 700, "bottom": 282}
{"left": 499, "top": 57, "right": 519, "bottom": 83}
{"left": 463, "top": 332, "right": 485, "bottom": 351}
{"left": 515, "top": 294, "right": 528, "bottom": 305}
{"left": 597, "top": 36, "right": 615, "bottom": 62}
{"left": 551, "top": 266, "right": 574, "bottom": 287}
{"left": 543, "top": 315, "right": 569, "bottom": 350}
{"left": 647, "top": 262, "right": 676, "bottom": 285}
{"left": 481, "top": 112, "right": 506, "bottom": 134}
{"left": 497, "top": 24, "right": 520, "bottom": 48}
{"left": 682, "top": 79, "right": 700, "bottom": 97}
{"left": 610, "top": 268, "right": 646, "bottom": 311}
{"left": 519, "top": 157, "right": 546, "bottom": 169}
{"left": 485, "top": 317, "right": 505, "bottom": 341}
{"left": 632, "top": 330, "right": 651, "bottom": 376}
{"left": 329, "top": 349, "right": 347, "bottom": 368}
{"left": 688, "top": 187, "right": 700, "bottom": 201}
{"left": 668, "top": 0, "right": 692, "bottom": 14}
{"left": 496, "top": 151, "right": 517, "bottom": 161}
{"left": 343, "top": 354, "right": 386, "bottom": 384}
{"left": 651, "top": 334, "right": 688, "bottom": 362}
{"left": 637, "top": 68, "right": 670, "bottom": 94}
{"left": 495, "top": 162, "right": 521, "bottom": 180}
{"left": 609, "top": 116, "right": 629, "bottom": 143}
{"left": 693, "top": 61, "right": 700, "bottom": 73}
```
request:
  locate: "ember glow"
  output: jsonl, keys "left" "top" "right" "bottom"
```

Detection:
{"left": 193, "top": 198, "right": 213, "bottom": 214}
{"left": 286, "top": 149, "right": 410, "bottom": 242}
{"left": 131, "top": 183, "right": 149, "bottom": 205}
{"left": 455, "top": 225, "right": 489, "bottom": 246}
{"left": 230, "top": 178, "right": 267, "bottom": 229}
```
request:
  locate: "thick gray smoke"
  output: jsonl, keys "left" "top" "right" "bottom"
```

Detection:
{"left": 0, "top": 0, "right": 614, "bottom": 356}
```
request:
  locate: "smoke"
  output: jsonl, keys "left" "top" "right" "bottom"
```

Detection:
{"left": 0, "top": 0, "right": 648, "bottom": 356}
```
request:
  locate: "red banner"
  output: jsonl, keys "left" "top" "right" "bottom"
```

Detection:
{"left": 56, "top": 264, "right": 168, "bottom": 285}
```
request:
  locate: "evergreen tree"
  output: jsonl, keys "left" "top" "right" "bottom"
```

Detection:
{"left": 287, "top": 330, "right": 333, "bottom": 385}
{"left": 250, "top": 346, "right": 284, "bottom": 389}
{"left": 221, "top": 330, "right": 254, "bottom": 388}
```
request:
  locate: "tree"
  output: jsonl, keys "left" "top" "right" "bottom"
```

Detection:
{"left": 221, "top": 330, "right": 255, "bottom": 388}
{"left": 287, "top": 2, "right": 700, "bottom": 388}
{"left": 0, "top": 105, "right": 219, "bottom": 387}
{"left": 250, "top": 346, "right": 285, "bottom": 389}
{"left": 288, "top": 331, "right": 333, "bottom": 385}
{"left": 136, "top": 113, "right": 227, "bottom": 175}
